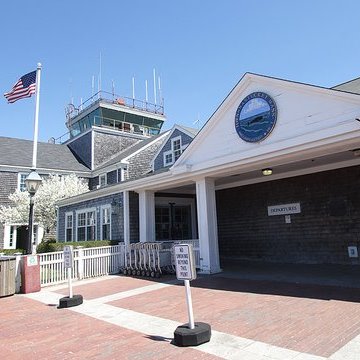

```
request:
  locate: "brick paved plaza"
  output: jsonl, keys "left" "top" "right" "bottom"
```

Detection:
{"left": 1, "top": 271, "right": 360, "bottom": 359}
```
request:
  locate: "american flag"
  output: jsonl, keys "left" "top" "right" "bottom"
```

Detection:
{"left": 4, "top": 70, "right": 36, "bottom": 103}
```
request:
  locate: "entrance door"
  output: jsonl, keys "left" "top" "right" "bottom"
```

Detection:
{"left": 155, "top": 205, "right": 192, "bottom": 241}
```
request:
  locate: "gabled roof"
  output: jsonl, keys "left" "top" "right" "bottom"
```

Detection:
{"left": 332, "top": 77, "right": 360, "bottom": 95}
{"left": 0, "top": 136, "right": 91, "bottom": 174}
{"left": 151, "top": 124, "right": 198, "bottom": 168}
{"left": 95, "top": 131, "right": 170, "bottom": 171}
{"left": 173, "top": 73, "right": 360, "bottom": 171}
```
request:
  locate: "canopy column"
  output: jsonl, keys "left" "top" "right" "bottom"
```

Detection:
{"left": 196, "top": 178, "right": 221, "bottom": 274}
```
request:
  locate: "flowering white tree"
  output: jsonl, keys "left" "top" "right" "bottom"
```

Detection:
{"left": 0, "top": 174, "right": 88, "bottom": 234}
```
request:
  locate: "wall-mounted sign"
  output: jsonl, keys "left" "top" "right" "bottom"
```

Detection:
{"left": 268, "top": 203, "right": 301, "bottom": 216}
{"left": 235, "top": 92, "right": 277, "bottom": 143}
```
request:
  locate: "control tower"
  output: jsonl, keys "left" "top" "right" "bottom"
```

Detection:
{"left": 64, "top": 90, "right": 166, "bottom": 140}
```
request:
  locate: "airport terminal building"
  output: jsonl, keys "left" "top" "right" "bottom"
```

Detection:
{"left": 57, "top": 73, "right": 360, "bottom": 273}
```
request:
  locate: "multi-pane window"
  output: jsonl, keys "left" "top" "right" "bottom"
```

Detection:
{"left": 163, "top": 136, "right": 183, "bottom": 166}
{"left": 77, "top": 209, "right": 96, "bottom": 241}
{"left": 65, "top": 213, "right": 73, "bottom": 242}
{"left": 101, "top": 206, "right": 111, "bottom": 240}
{"left": 164, "top": 153, "right": 173, "bottom": 166}
{"left": 173, "top": 139, "right": 182, "bottom": 160}
{"left": 18, "top": 173, "right": 28, "bottom": 192}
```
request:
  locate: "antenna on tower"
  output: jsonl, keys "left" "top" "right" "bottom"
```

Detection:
{"left": 98, "top": 52, "right": 102, "bottom": 99}
{"left": 158, "top": 76, "right": 162, "bottom": 106}
{"left": 132, "top": 76, "right": 135, "bottom": 107}
{"left": 91, "top": 75, "right": 95, "bottom": 99}
{"left": 112, "top": 79, "right": 115, "bottom": 100}
{"left": 69, "top": 78, "right": 74, "bottom": 105}
{"left": 153, "top": 68, "right": 157, "bottom": 105}
{"left": 145, "top": 80, "right": 148, "bottom": 103}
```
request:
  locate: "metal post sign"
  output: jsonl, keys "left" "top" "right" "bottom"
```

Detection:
{"left": 63, "top": 245, "right": 73, "bottom": 269}
{"left": 174, "top": 244, "right": 197, "bottom": 281}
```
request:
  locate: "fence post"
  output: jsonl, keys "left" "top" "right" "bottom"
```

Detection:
{"left": 76, "top": 246, "right": 84, "bottom": 280}
{"left": 14, "top": 253, "right": 23, "bottom": 293}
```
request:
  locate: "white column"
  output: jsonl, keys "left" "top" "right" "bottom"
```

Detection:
{"left": 196, "top": 178, "right": 221, "bottom": 274}
{"left": 138, "top": 190, "right": 155, "bottom": 243}
{"left": 123, "top": 190, "right": 130, "bottom": 246}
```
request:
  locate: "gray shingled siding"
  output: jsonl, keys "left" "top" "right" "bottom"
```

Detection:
{"left": 67, "top": 132, "right": 92, "bottom": 169}
{"left": 94, "top": 132, "right": 140, "bottom": 169}
{"left": 89, "top": 177, "right": 99, "bottom": 191}
{"left": 126, "top": 138, "right": 166, "bottom": 180}
{"left": 107, "top": 170, "right": 117, "bottom": 185}
{"left": 58, "top": 193, "right": 124, "bottom": 242}
{"left": 0, "top": 171, "right": 18, "bottom": 206}
{"left": 129, "top": 191, "right": 139, "bottom": 243}
{"left": 153, "top": 129, "right": 193, "bottom": 171}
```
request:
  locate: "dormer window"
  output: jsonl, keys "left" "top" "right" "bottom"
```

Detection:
{"left": 163, "top": 136, "right": 184, "bottom": 166}
{"left": 99, "top": 173, "right": 107, "bottom": 187}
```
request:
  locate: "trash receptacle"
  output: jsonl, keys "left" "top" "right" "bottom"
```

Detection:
{"left": 0, "top": 257, "right": 16, "bottom": 297}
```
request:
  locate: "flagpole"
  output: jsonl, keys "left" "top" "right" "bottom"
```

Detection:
{"left": 32, "top": 63, "right": 42, "bottom": 170}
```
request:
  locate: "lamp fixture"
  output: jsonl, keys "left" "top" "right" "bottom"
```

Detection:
{"left": 262, "top": 168, "right": 273, "bottom": 176}
{"left": 25, "top": 170, "right": 42, "bottom": 195}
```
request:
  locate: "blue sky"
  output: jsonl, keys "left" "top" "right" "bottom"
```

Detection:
{"left": 1, "top": 0, "right": 360, "bottom": 142}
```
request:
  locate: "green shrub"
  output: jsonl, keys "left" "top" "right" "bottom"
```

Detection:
{"left": 0, "top": 249, "right": 25, "bottom": 255}
{"left": 36, "top": 240, "right": 119, "bottom": 254}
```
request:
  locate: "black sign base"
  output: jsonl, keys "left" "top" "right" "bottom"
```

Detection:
{"left": 174, "top": 322, "right": 211, "bottom": 347}
{"left": 58, "top": 294, "right": 83, "bottom": 308}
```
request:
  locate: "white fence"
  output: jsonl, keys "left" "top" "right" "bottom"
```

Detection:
{"left": 39, "top": 244, "right": 125, "bottom": 287}
{"left": 39, "top": 240, "right": 200, "bottom": 287}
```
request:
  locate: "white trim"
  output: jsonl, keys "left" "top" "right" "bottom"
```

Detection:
{"left": 174, "top": 73, "right": 360, "bottom": 167}
{"left": 0, "top": 165, "right": 90, "bottom": 177}
{"left": 161, "top": 135, "right": 185, "bottom": 167}
{"left": 215, "top": 157, "right": 360, "bottom": 191}
{"left": 99, "top": 173, "right": 107, "bottom": 187}
{"left": 151, "top": 126, "right": 196, "bottom": 169}
{"left": 75, "top": 207, "right": 97, "bottom": 242}
{"left": 3, "top": 225, "right": 11, "bottom": 249}
{"left": 65, "top": 212, "right": 73, "bottom": 242}
{"left": 163, "top": 150, "right": 173, "bottom": 166}
{"left": 91, "top": 131, "right": 95, "bottom": 171}
{"left": 92, "top": 163, "right": 127, "bottom": 178}
{"left": 123, "top": 191, "right": 130, "bottom": 246}
{"left": 17, "top": 172, "right": 29, "bottom": 192}
{"left": 100, "top": 205, "right": 112, "bottom": 240}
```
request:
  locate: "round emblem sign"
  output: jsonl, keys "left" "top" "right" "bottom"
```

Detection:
{"left": 235, "top": 92, "right": 277, "bottom": 143}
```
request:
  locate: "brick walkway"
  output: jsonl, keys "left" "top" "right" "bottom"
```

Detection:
{"left": 1, "top": 274, "right": 360, "bottom": 359}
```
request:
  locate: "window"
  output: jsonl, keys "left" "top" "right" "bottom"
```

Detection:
{"left": 65, "top": 212, "right": 73, "bottom": 242}
{"left": 76, "top": 208, "right": 96, "bottom": 241}
{"left": 173, "top": 138, "right": 182, "bottom": 160}
{"left": 164, "top": 153, "right": 173, "bottom": 166}
{"left": 101, "top": 206, "right": 111, "bottom": 240}
{"left": 163, "top": 136, "right": 184, "bottom": 167}
{"left": 18, "top": 173, "right": 29, "bottom": 192}
{"left": 99, "top": 174, "right": 107, "bottom": 187}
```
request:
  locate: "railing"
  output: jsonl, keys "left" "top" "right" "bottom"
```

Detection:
{"left": 39, "top": 244, "right": 125, "bottom": 287}
{"left": 39, "top": 240, "right": 200, "bottom": 287}
{"left": 66, "top": 91, "right": 164, "bottom": 122}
